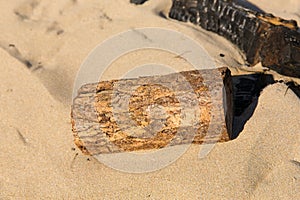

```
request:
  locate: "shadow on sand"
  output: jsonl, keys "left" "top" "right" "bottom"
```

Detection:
{"left": 230, "top": 73, "right": 275, "bottom": 139}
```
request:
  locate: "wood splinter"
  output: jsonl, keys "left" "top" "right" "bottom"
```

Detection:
{"left": 71, "top": 67, "right": 234, "bottom": 155}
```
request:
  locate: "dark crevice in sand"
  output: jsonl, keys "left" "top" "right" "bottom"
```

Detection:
{"left": 231, "top": 76, "right": 299, "bottom": 140}
{"left": 130, "top": 28, "right": 153, "bottom": 42}
{"left": 285, "top": 82, "right": 300, "bottom": 98}
{"left": 46, "top": 21, "right": 65, "bottom": 35}
{"left": 70, "top": 153, "right": 79, "bottom": 169}
{"left": 15, "top": 128, "right": 29, "bottom": 145}
{"left": 152, "top": 1, "right": 170, "bottom": 20}
{"left": 157, "top": 11, "right": 168, "bottom": 19}
{"left": 0, "top": 43, "right": 35, "bottom": 69}
{"left": 130, "top": 0, "right": 148, "bottom": 5}
{"left": 230, "top": 73, "right": 275, "bottom": 139}
{"left": 290, "top": 160, "right": 300, "bottom": 168}
{"left": 14, "top": 11, "right": 30, "bottom": 21}
{"left": 99, "top": 10, "right": 113, "bottom": 22}
{"left": 0, "top": 41, "right": 72, "bottom": 104}
{"left": 14, "top": 0, "right": 41, "bottom": 21}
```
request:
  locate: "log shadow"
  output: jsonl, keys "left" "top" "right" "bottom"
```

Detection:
{"left": 229, "top": 73, "right": 275, "bottom": 139}
{"left": 130, "top": 0, "right": 148, "bottom": 5}
{"left": 286, "top": 82, "right": 300, "bottom": 98}
{"left": 234, "top": 0, "right": 265, "bottom": 13}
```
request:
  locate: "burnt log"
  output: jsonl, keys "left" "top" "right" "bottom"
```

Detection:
{"left": 169, "top": 0, "right": 300, "bottom": 78}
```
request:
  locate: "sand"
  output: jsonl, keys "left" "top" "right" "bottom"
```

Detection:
{"left": 0, "top": 0, "right": 299, "bottom": 199}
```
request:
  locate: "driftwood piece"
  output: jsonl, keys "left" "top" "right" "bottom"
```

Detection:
{"left": 72, "top": 68, "right": 233, "bottom": 155}
{"left": 168, "top": 0, "right": 300, "bottom": 78}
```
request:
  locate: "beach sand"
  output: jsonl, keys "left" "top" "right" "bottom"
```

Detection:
{"left": 0, "top": 0, "right": 299, "bottom": 199}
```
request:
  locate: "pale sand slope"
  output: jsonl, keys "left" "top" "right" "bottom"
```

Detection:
{"left": 0, "top": 0, "right": 299, "bottom": 199}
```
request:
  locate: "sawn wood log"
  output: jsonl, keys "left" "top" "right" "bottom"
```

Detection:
{"left": 71, "top": 67, "right": 233, "bottom": 155}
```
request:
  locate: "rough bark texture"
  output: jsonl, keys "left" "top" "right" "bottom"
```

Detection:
{"left": 168, "top": 0, "right": 300, "bottom": 78}
{"left": 129, "top": 0, "right": 300, "bottom": 77}
{"left": 72, "top": 68, "right": 232, "bottom": 155}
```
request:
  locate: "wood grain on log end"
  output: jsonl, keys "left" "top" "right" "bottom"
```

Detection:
{"left": 72, "top": 67, "right": 233, "bottom": 155}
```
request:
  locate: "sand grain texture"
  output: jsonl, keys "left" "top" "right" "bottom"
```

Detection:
{"left": 0, "top": 0, "right": 299, "bottom": 199}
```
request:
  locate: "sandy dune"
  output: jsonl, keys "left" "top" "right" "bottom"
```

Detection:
{"left": 0, "top": 0, "right": 299, "bottom": 199}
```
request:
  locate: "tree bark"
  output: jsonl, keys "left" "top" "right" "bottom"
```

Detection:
{"left": 71, "top": 67, "right": 233, "bottom": 155}
{"left": 169, "top": 0, "right": 300, "bottom": 78}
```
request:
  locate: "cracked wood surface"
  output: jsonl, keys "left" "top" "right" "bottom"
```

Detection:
{"left": 132, "top": 0, "right": 300, "bottom": 78}
{"left": 168, "top": 0, "right": 300, "bottom": 78}
{"left": 72, "top": 68, "right": 232, "bottom": 155}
